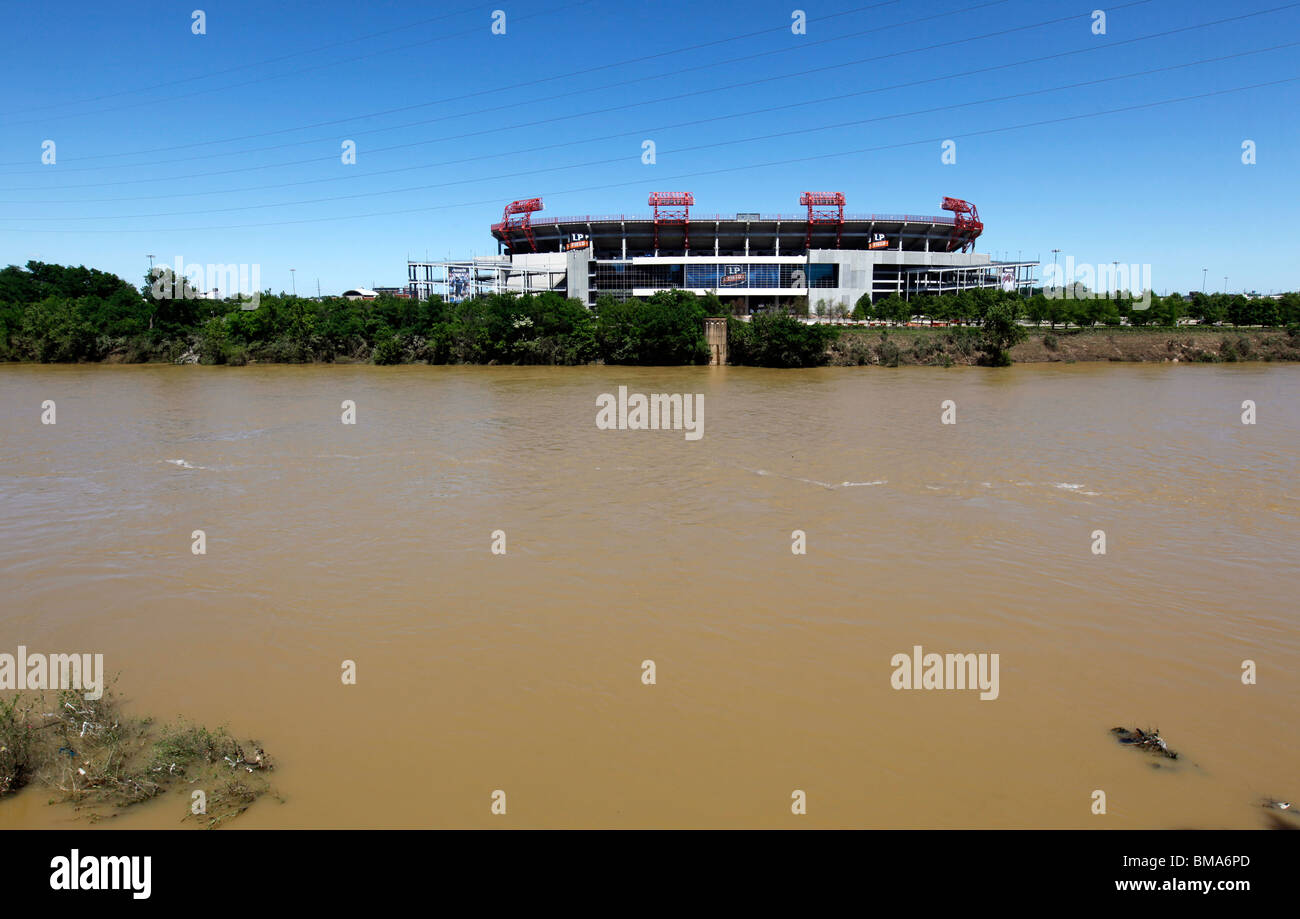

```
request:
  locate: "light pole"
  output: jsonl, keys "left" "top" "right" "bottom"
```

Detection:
{"left": 1223, "top": 276, "right": 1228, "bottom": 294}
{"left": 1202, "top": 268, "right": 1207, "bottom": 293}
{"left": 1112, "top": 261, "right": 1119, "bottom": 300}
{"left": 290, "top": 268, "right": 296, "bottom": 297}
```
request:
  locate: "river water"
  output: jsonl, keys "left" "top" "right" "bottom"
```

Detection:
{"left": 0, "top": 363, "right": 1296, "bottom": 828}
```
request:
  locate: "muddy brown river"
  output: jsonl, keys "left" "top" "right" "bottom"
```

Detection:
{"left": 1, "top": 363, "right": 1295, "bottom": 828}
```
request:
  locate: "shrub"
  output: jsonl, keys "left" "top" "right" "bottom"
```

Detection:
{"left": 372, "top": 334, "right": 403, "bottom": 365}
{"left": 596, "top": 290, "right": 709, "bottom": 365}
{"left": 825, "top": 332, "right": 874, "bottom": 366}
{"left": 728, "top": 311, "right": 838, "bottom": 367}
{"left": 875, "top": 333, "right": 901, "bottom": 367}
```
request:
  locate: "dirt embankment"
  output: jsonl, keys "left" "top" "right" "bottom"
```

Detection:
{"left": 825, "top": 327, "right": 1300, "bottom": 367}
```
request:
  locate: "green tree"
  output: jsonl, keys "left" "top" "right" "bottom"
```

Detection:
{"left": 1025, "top": 293, "right": 1049, "bottom": 327}
{"left": 978, "top": 300, "right": 1027, "bottom": 366}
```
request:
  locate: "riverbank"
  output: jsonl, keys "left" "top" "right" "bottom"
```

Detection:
{"left": 827, "top": 326, "right": 1300, "bottom": 366}
{"left": 50, "top": 326, "right": 1300, "bottom": 368}
{"left": 3, "top": 260, "right": 1298, "bottom": 367}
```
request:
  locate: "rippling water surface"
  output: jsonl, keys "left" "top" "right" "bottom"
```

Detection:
{"left": 0, "top": 363, "right": 1296, "bottom": 828}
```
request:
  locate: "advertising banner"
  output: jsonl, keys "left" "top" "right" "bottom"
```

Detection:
{"left": 448, "top": 267, "right": 470, "bottom": 302}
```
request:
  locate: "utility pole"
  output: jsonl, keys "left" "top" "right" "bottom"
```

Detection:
{"left": 145, "top": 255, "right": 157, "bottom": 330}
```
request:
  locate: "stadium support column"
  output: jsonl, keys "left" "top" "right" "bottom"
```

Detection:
{"left": 704, "top": 317, "right": 728, "bottom": 365}
{"left": 566, "top": 246, "right": 589, "bottom": 304}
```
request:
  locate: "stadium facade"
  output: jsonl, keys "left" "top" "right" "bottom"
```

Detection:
{"left": 408, "top": 193, "right": 1037, "bottom": 312}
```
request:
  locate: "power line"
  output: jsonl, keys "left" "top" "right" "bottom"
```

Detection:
{"left": 7, "top": 43, "right": 1292, "bottom": 222}
{"left": 0, "top": 0, "right": 910, "bottom": 125}
{"left": 0, "top": 0, "right": 1029, "bottom": 165}
{"left": 2, "top": 6, "right": 1283, "bottom": 203}
{"left": 1, "top": 75, "right": 1291, "bottom": 234}
{"left": 0, "top": 0, "right": 603, "bottom": 127}
{"left": 0, "top": 0, "right": 1178, "bottom": 179}
{"left": 0, "top": 1, "right": 491, "bottom": 117}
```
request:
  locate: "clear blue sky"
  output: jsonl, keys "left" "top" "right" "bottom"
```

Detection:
{"left": 0, "top": 0, "right": 1295, "bottom": 295}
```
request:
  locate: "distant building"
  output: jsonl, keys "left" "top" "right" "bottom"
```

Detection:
{"left": 341, "top": 288, "right": 378, "bottom": 301}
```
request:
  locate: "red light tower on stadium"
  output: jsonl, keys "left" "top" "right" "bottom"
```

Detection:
{"left": 941, "top": 197, "right": 983, "bottom": 253}
{"left": 492, "top": 197, "right": 544, "bottom": 253}
{"left": 648, "top": 192, "right": 693, "bottom": 252}
{"left": 800, "top": 192, "right": 846, "bottom": 249}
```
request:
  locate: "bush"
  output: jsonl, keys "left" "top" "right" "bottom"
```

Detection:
{"left": 596, "top": 290, "right": 709, "bottom": 365}
{"left": 372, "top": 334, "right": 403, "bottom": 365}
{"left": 875, "top": 334, "right": 901, "bottom": 367}
{"left": 825, "top": 332, "right": 874, "bottom": 365}
{"left": 728, "top": 311, "right": 838, "bottom": 367}
{"left": 1219, "top": 336, "right": 1251, "bottom": 362}
{"left": 909, "top": 336, "right": 945, "bottom": 364}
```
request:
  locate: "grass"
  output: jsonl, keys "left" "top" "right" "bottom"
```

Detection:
{"left": 0, "top": 694, "right": 38, "bottom": 795}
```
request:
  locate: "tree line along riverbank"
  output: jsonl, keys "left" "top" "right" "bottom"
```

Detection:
{"left": 2, "top": 261, "right": 1298, "bottom": 369}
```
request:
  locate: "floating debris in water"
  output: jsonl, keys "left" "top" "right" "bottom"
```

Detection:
{"left": 1111, "top": 726, "right": 1179, "bottom": 759}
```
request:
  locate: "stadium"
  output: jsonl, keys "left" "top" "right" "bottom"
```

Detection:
{"left": 408, "top": 192, "right": 1038, "bottom": 312}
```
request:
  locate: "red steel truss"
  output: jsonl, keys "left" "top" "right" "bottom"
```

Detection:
{"left": 941, "top": 197, "right": 983, "bottom": 253}
{"left": 648, "top": 192, "right": 693, "bottom": 251}
{"left": 800, "top": 192, "right": 846, "bottom": 249}
{"left": 491, "top": 198, "right": 544, "bottom": 253}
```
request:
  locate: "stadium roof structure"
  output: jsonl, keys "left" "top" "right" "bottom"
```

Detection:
{"left": 489, "top": 193, "right": 984, "bottom": 257}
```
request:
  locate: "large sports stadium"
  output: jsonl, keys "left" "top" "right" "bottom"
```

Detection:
{"left": 408, "top": 192, "right": 1037, "bottom": 312}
